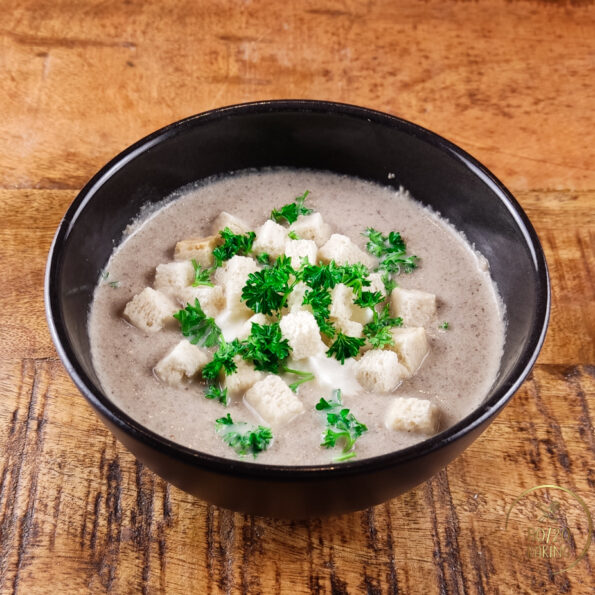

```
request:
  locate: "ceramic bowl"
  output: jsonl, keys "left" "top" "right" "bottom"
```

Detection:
{"left": 45, "top": 100, "right": 549, "bottom": 518}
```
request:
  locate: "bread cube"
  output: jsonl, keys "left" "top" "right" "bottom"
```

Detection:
{"left": 279, "top": 310, "right": 326, "bottom": 360}
{"left": 154, "top": 261, "right": 194, "bottom": 293}
{"left": 252, "top": 220, "right": 287, "bottom": 259}
{"left": 284, "top": 238, "right": 318, "bottom": 268}
{"left": 368, "top": 272, "right": 385, "bottom": 295}
{"left": 388, "top": 327, "right": 429, "bottom": 377}
{"left": 154, "top": 340, "right": 209, "bottom": 387}
{"left": 174, "top": 235, "right": 220, "bottom": 266}
{"left": 385, "top": 397, "right": 440, "bottom": 434}
{"left": 223, "top": 357, "right": 264, "bottom": 396}
{"left": 286, "top": 281, "right": 311, "bottom": 313}
{"left": 123, "top": 287, "right": 177, "bottom": 333}
{"left": 211, "top": 211, "right": 250, "bottom": 235}
{"left": 329, "top": 284, "right": 372, "bottom": 325}
{"left": 332, "top": 317, "right": 364, "bottom": 338}
{"left": 176, "top": 285, "right": 225, "bottom": 318}
{"left": 355, "top": 349, "right": 407, "bottom": 393}
{"left": 390, "top": 287, "right": 436, "bottom": 327}
{"left": 318, "top": 234, "right": 374, "bottom": 268}
{"left": 236, "top": 313, "right": 269, "bottom": 341}
{"left": 244, "top": 375, "right": 305, "bottom": 427}
{"left": 288, "top": 212, "right": 331, "bottom": 247}
{"left": 214, "top": 255, "right": 259, "bottom": 315}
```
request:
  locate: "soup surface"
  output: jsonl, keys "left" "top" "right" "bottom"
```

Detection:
{"left": 89, "top": 169, "right": 505, "bottom": 464}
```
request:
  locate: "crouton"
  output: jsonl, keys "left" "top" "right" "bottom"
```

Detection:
{"left": 318, "top": 234, "right": 374, "bottom": 268}
{"left": 285, "top": 281, "right": 311, "bottom": 313}
{"left": 236, "top": 313, "right": 269, "bottom": 341}
{"left": 279, "top": 310, "right": 326, "bottom": 360}
{"left": 154, "top": 340, "right": 209, "bottom": 387}
{"left": 387, "top": 327, "right": 429, "bottom": 377}
{"left": 385, "top": 397, "right": 440, "bottom": 434}
{"left": 390, "top": 287, "right": 436, "bottom": 327}
{"left": 355, "top": 349, "right": 407, "bottom": 393}
{"left": 244, "top": 375, "right": 305, "bottom": 427}
{"left": 214, "top": 255, "right": 259, "bottom": 316}
{"left": 288, "top": 212, "right": 331, "bottom": 246}
{"left": 176, "top": 285, "right": 225, "bottom": 318}
{"left": 123, "top": 287, "right": 177, "bottom": 333}
{"left": 332, "top": 317, "right": 364, "bottom": 338}
{"left": 223, "top": 357, "right": 265, "bottom": 396}
{"left": 284, "top": 238, "right": 318, "bottom": 268}
{"left": 174, "top": 235, "right": 220, "bottom": 266}
{"left": 154, "top": 261, "right": 194, "bottom": 293}
{"left": 211, "top": 211, "right": 250, "bottom": 236}
{"left": 368, "top": 272, "right": 385, "bottom": 295}
{"left": 252, "top": 220, "right": 287, "bottom": 259}
{"left": 329, "top": 284, "right": 372, "bottom": 325}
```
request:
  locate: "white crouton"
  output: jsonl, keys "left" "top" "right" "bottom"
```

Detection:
{"left": 236, "top": 313, "right": 269, "bottom": 341}
{"left": 211, "top": 211, "right": 250, "bottom": 235}
{"left": 244, "top": 375, "right": 305, "bottom": 427}
{"left": 284, "top": 238, "right": 318, "bottom": 268}
{"left": 176, "top": 285, "right": 225, "bottom": 318}
{"left": 252, "top": 220, "right": 287, "bottom": 259}
{"left": 355, "top": 350, "right": 407, "bottom": 393}
{"left": 286, "top": 281, "right": 311, "bottom": 313}
{"left": 368, "top": 272, "right": 385, "bottom": 295}
{"left": 279, "top": 310, "right": 326, "bottom": 360}
{"left": 123, "top": 287, "right": 177, "bottom": 333}
{"left": 288, "top": 212, "right": 332, "bottom": 246}
{"left": 388, "top": 327, "right": 429, "bottom": 377}
{"left": 154, "top": 340, "right": 209, "bottom": 387}
{"left": 390, "top": 287, "right": 436, "bottom": 327}
{"left": 223, "top": 357, "right": 264, "bottom": 396}
{"left": 318, "top": 234, "right": 374, "bottom": 268}
{"left": 332, "top": 317, "right": 364, "bottom": 338}
{"left": 154, "top": 261, "right": 195, "bottom": 293}
{"left": 214, "top": 255, "right": 259, "bottom": 315}
{"left": 174, "top": 235, "right": 220, "bottom": 266}
{"left": 329, "top": 284, "right": 372, "bottom": 325}
{"left": 385, "top": 397, "right": 440, "bottom": 434}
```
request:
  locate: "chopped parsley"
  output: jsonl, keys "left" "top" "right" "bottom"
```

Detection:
{"left": 353, "top": 290, "right": 383, "bottom": 309}
{"left": 212, "top": 227, "right": 256, "bottom": 267}
{"left": 283, "top": 367, "right": 315, "bottom": 392}
{"left": 256, "top": 252, "right": 271, "bottom": 266}
{"left": 301, "top": 261, "right": 343, "bottom": 290}
{"left": 326, "top": 332, "right": 366, "bottom": 364}
{"left": 215, "top": 414, "right": 273, "bottom": 458}
{"left": 204, "top": 384, "right": 228, "bottom": 406}
{"left": 241, "top": 322, "right": 291, "bottom": 373}
{"left": 340, "top": 263, "right": 371, "bottom": 296}
{"left": 363, "top": 227, "right": 418, "bottom": 275}
{"left": 241, "top": 255, "right": 296, "bottom": 315}
{"left": 101, "top": 270, "right": 120, "bottom": 288}
{"left": 302, "top": 286, "right": 335, "bottom": 338}
{"left": 439, "top": 321, "right": 450, "bottom": 330}
{"left": 363, "top": 304, "right": 403, "bottom": 349}
{"left": 173, "top": 299, "right": 221, "bottom": 347}
{"left": 270, "top": 190, "right": 313, "bottom": 225}
{"left": 191, "top": 259, "right": 214, "bottom": 287}
{"left": 316, "top": 390, "right": 367, "bottom": 461}
{"left": 202, "top": 338, "right": 242, "bottom": 380}
{"left": 382, "top": 271, "right": 397, "bottom": 294}
{"left": 287, "top": 231, "right": 300, "bottom": 240}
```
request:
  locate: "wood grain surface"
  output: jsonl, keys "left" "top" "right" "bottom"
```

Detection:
{"left": 1, "top": 1, "right": 593, "bottom": 593}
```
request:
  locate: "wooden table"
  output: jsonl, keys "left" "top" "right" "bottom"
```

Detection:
{"left": 1, "top": 1, "right": 593, "bottom": 593}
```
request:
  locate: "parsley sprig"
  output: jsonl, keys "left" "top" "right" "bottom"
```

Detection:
{"left": 191, "top": 259, "right": 214, "bottom": 286}
{"left": 326, "top": 332, "right": 366, "bottom": 364}
{"left": 212, "top": 227, "right": 256, "bottom": 267}
{"left": 202, "top": 338, "right": 242, "bottom": 379}
{"left": 270, "top": 190, "right": 313, "bottom": 225}
{"left": 363, "top": 304, "right": 403, "bottom": 349}
{"left": 363, "top": 228, "right": 418, "bottom": 275}
{"left": 316, "top": 390, "right": 367, "bottom": 461}
{"left": 205, "top": 384, "right": 228, "bottom": 405}
{"left": 241, "top": 322, "right": 291, "bottom": 373}
{"left": 173, "top": 299, "right": 221, "bottom": 347}
{"left": 215, "top": 413, "right": 273, "bottom": 458}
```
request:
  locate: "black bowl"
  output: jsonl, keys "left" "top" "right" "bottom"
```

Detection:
{"left": 45, "top": 100, "right": 549, "bottom": 518}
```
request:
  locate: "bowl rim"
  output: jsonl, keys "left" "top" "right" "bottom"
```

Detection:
{"left": 45, "top": 99, "right": 550, "bottom": 478}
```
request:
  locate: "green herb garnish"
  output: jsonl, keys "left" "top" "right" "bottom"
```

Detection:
{"left": 270, "top": 190, "right": 313, "bottom": 225}
{"left": 439, "top": 321, "right": 450, "bottom": 330}
{"left": 212, "top": 227, "right": 256, "bottom": 267}
{"left": 241, "top": 322, "right": 291, "bottom": 373}
{"left": 340, "top": 263, "right": 371, "bottom": 296}
{"left": 363, "top": 228, "right": 418, "bottom": 275}
{"left": 191, "top": 259, "right": 214, "bottom": 286}
{"left": 326, "top": 332, "right": 366, "bottom": 364}
{"left": 215, "top": 413, "right": 273, "bottom": 458}
{"left": 315, "top": 390, "right": 367, "bottom": 461}
{"left": 301, "top": 261, "right": 343, "bottom": 290}
{"left": 173, "top": 299, "right": 221, "bottom": 347}
{"left": 284, "top": 367, "right": 315, "bottom": 392}
{"left": 241, "top": 255, "right": 296, "bottom": 316}
{"left": 288, "top": 231, "right": 300, "bottom": 240}
{"left": 363, "top": 303, "right": 403, "bottom": 349}
{"left": 302, "top": 286, "right": 335, "bottom": 337}
{"left": 205, "top": 384, "right": 228, "bottom": 405}
{"left": 202, "top": 338, "right": 242, "bottom": 379}
{"left": 109, "top": 281, "right": 120, "bottom": 289}
{"left": 256, "top": 252, "right": 271, "bottom": 266}
{"left": 382, "top": 271, "right": 397, "bottom": 294}
{"left": 353, "top": 290, "right": 383, "bottom": 309}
